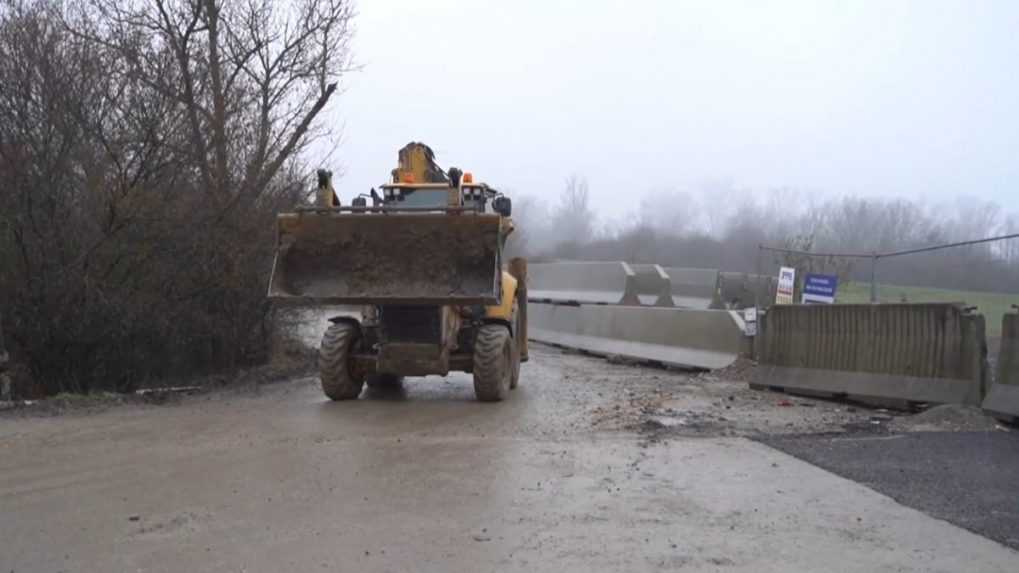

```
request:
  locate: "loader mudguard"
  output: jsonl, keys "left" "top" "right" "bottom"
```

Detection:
{"left": 484, "top": 272, "right": 518, "bottom": 322}
{"left": 327, "top": 316, "right": 361, "bottom": 330}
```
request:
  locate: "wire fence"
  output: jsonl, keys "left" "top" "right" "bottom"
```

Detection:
{"left": 759, "top": 232, "right": 1019, "bottom": 303}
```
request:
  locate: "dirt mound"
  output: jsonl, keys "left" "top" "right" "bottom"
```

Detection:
{"left": 890, "top": 404, "right": 1001, "bottom": 433}
{"left": 703, "top": 357, "right": 756, "bottom": 382}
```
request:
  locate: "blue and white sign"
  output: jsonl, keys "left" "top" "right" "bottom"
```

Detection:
{"left": 802, "top": 273, "right": 839, "bottom": 304}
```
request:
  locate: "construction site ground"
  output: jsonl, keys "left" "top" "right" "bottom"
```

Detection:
{"left": 1, "top": 342, "right": 1017, "bottom": 572}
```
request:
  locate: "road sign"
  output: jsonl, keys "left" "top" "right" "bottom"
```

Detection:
{"left": 802, "top": 273, "right": 839, "bottom": 304}
{"left": 776, "top": 267, "right": 795, "bottom": 305}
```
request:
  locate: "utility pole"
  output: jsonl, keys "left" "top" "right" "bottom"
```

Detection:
{"left": 755, "top": 244, "right": 763, "bottom": 309}
{"left": 869, "top": 255, "right": 878, "bottom": 304}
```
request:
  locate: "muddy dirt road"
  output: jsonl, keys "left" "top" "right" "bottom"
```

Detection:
{"left": 2, "top": 344, "right": 1016, "bottom": 572}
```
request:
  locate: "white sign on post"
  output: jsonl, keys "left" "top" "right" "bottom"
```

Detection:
{"left": 743, "top": 306, "right": 758, "bottom": 336}
{"left": 776, "top": 266, "right": 796, "bottom": 305}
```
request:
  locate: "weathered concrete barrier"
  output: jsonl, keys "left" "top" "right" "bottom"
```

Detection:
{"left": 629, "top": 264, "right": 673, "bottom": 307}
{"left": 753, "top": 303, "right": 987, "bottom": 407}
{"left": 718, "top": 272, "right": 777, "bottom": 309}
{"left": 983, "top": 385, "right": 1019, "bottom": 423}
{"left": 662, "top": 267, "right": 721, "bottom": 309}
{"left": 982, "top": 312, "right": 1019, "bottom": 422}
{"left": 996, "top": 312, "right": 1018, "bottom": 386}
{"left": 529, "top": 303, "right": 744, "bottom": 369}
{"left": 528, "top": 261, "right": 639, "bottom": 305}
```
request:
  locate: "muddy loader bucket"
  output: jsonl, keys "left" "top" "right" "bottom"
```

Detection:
{"left": 268, "top": 211, "right": 503, "bottom": 305}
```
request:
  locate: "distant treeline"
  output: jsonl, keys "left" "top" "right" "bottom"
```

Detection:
{"left": 510, "top": 179, "right": 1019, "bottom": 294}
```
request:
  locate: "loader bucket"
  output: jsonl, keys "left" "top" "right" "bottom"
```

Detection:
{"left": 268, "top": 212, "right": 503, "bottom": 305}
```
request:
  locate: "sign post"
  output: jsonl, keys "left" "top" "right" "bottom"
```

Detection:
{"left": 743, "top": 306, "right": 758, "bottom": 337}
{"left": 776, "top": 267, "right": 796, "bottom": 305}
{"left": 802, "top": 273, "right": 839, "bottom": 304}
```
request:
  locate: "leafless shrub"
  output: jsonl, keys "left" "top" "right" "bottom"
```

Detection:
{"left": 0, "top": 0, "right": 354, "bottom": 396}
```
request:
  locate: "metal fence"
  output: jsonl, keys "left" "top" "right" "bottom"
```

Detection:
{"left": 759, "top": 232, "right": 1019, "bottom": 303}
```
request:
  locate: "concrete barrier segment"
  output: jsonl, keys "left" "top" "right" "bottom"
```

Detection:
{"left": 982, "top": 311, "right": 1019, "bottom": 422}
{"left": 528, "top": 261, "right": 639, "bottom": 305}
{"left": 753, "top": 303, "right": 987, "bottom": 407}
{"left": 718, "top": 272, "right": 778, "bottom": 309}
{"left": 628, "top": 264, "right": 674, "bottom": 307}
{"left": 662, "top": 267, "right": 721, "bottom": 309}
{"left": 996, "top": 312, "right": 1018, "bottom": 387}
{"left": 752, "top": 366, "right": 983, "bottom": 406}
{"left": 982, "top": 384, "right": 1019, "bottom": 423}
{"left": 528, "top": 303, "right": 742, "bottom": 370}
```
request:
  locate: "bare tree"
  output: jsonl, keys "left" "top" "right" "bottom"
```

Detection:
{"left": 550, "top": 175, "right": 595, "bottom": 255}
{"left": 0, "top": 0, "right": 355, "bottom": 396}
{"left": 504, "top": 194, "right": 547, "bottom": 258}
{"left": 638, "top": 188, "right": 693, "bottom": 236}
{"left": 68, "top": 0, "right": 354, "bottom": 204}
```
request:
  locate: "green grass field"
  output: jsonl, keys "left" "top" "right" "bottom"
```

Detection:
{"left": 836, "top": 282, "right": 1018, "bottom": 337}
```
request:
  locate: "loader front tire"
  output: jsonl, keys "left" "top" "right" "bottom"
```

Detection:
{"left": 319, "top": 322, "right": 365, "bottom": 400}
{"left": 473, "top": 324, "right": 515, "bottom": 402}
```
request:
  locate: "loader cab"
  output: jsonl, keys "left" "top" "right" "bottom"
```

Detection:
{"left": 379, "top": 178, "right": 509, "bottom": 216}
{"left": 461, "top": 183, "right": 494, "bottom": 212}
{"left": 459, "top": 173, "right": 511, "bottom": 216}
{"left": 380, "top": 183, "right": 458, "bottom": 209}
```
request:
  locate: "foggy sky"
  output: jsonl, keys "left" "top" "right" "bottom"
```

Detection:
{"left": 318, "top": 0, "right": 1019, "bottom": 219}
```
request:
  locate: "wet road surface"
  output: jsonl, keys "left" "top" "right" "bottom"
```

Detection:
{"left": 2, "top": 344, "right": 1017, "bottom": 572}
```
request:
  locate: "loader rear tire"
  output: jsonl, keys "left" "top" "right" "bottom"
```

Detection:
{"left": 473, "top": 324, "right": 514, "bottom": 402}
{"left": 319, "top": 322, "right": 365, "bottom": 401}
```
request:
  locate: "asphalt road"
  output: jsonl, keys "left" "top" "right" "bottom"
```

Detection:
{"left": 1, "top": 344, "right": 1017, "bottom": 572}
{"left": 761, "top": 430, "right": 1019, "bottom": 550}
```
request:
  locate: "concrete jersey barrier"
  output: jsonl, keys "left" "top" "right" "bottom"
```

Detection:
{"left": 718, "top": 272, "right": 778, "bottom": 309}
{"left": 982, "top": 312, "right": 1019, "bottom": 422}
{"left": 753, "top": 303, "right": 987, "bottom": 407}
{"left": 529, "top": 303, "right": 744, "bottom": 370}
{"left": 528, "top": 261, "right": 638, "bottom": 305}
{"left": 661, "top": 267, "right": 721, "bottom": 309}
{"left": 995, "top": 312, "right": 1018, "bottom": 386}
{"left": 629, "top": 264, "right": 673, "bottom": 307}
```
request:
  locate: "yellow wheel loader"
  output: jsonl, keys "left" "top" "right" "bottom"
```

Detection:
{"left": 268, "top": 143, "right": 528, "bottom": 401}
